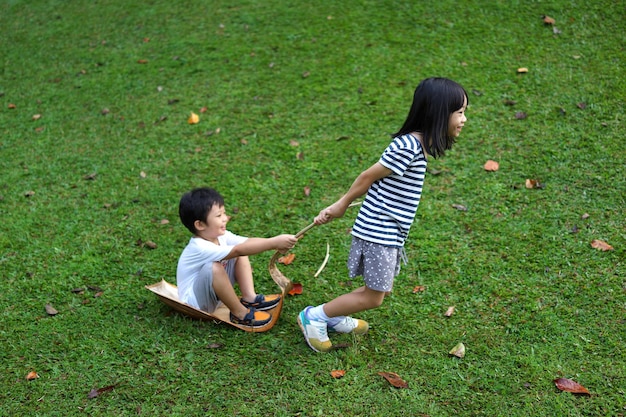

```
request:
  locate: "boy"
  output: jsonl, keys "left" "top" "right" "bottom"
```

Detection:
{"left": 177, "top": 187, "right": 298, "bottom": 327}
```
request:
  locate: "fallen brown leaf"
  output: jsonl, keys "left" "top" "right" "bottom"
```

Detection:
{"left": 449, "top": 342, "right": 466, "bottom": 358}
{"left": 444, "top": 306, "right": 455, "bottom": 317}
{"left": 330, "top": 370, "right": 346, "bottom": 379}
{"left": 554, "top": 378, "right": 590, "bottom": 395}
{"left": 483, "top": 160, "right": 500, "bottom": 171}
{"left": 88, "top": 384, "right": 116, "bottom": 399}
{"left": 26, "top": 371, "right": 39, "bottom": 381}
{"left": 278, "top": 253, "right": 295, "bottom": 265}
{"left": 412, "top": 285, "right": 426, "bottom": 293}
{"left": 188, "top": 112, "right": 199, "bottom": 124}
{"left": 542, "top": 15, "right": 556, "bottom": 25}
{"left": 590, "top": 239, "right": 613, "bottom": 251}
{"left": 525, "top": 179, "right": 544, "bottom": 189}
{"left": 517, "top": 67, "right": 529, "bottom": 73}
{"left": 378, "top": 372, "right": 408, "bottom": 388}
{"left": 288, "top": 282, "right": 303, "bottom": 296}
{"left": 45, "top": 304, "right": 58, "bottom": 316}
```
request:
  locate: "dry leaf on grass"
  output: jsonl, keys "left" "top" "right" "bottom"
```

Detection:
{"left": 554, "top": 378, "right": 590, "bottom": 395}
{"left": 278, "top": 253, "right": 295, "bottom": 265}
{"left": 378, "top": 372, "right": 408, "bottom": 388}
{"left": 330, "top": 370, "right": 346, "bottom": 379}
{"left": 525, "top": 179, "right": 544, "bottom": 189}
{"left": 590, "top": 239, "right": 613, "bottom": 251}
{"left": 45, "top": 304, "right": 58, "bottom": 316}
{"left": 288, "top": 282, "right": 303, "bottom": 296}
{"left": 412, "top": 285, "right": 426, "bottom": 293}
{"left": 88, "top": 384, "right": 116, "bottom": 399}
{"left": 483, "top": 160, "right": 499, "bottom": 171}
{"left": 449, "top": 342, "right": 466, "bottom": 358}
{"left": 26, "top": 371, "right": 39, "bottom": 380}
{"left": 188, "top": 112, "right": 199, "bottom": 124}
{"left": 542, "top": 15, "right": 556, "bottom": 25}
{"left": 444, "top": 306, "right": 455, "bottom": 317}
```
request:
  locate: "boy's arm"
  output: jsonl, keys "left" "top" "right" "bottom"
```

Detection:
{"left": 223, "top": 234, "right": 297, "bottom": 260}
{"left": 315, "top": 162, "right": 391, "bottom": 224}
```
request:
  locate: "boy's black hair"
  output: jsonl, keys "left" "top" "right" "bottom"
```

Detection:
{"left": 179, "top": 187, "right": 225, "bottom": 234}
{"left": 393, "top": 77, "right": 468, "bottom": 159}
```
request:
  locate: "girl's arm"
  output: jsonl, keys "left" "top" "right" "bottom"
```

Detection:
{"left": 315, "top": 162, "right": 392, "bottom": 224}
{"left": 224, "top": 234, "right": 297, "bottom": 260}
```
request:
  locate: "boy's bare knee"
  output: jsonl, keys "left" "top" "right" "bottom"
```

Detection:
{"left": 211, "top": 262, "right": 228, "bottom": 282}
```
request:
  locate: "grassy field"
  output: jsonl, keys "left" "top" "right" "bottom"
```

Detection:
{"left": 1, "top": 0, "right": 624, "bottom": 416}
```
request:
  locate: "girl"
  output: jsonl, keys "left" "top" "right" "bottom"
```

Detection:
{"left": 298, "top": 77, "right": 468, "bottom": 352}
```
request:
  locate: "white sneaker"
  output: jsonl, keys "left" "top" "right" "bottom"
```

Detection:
{"left": 328, "top": 316, "right": 369, "bottom": 335}
{"left": 297, "top": 307, "right": 332, "bottom": 353}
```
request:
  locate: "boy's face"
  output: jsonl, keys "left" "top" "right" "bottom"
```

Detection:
{"left": 198, "top": 203, "right": 228, "bottom": 240}
{"left": 448, "top": 95, "right": 468, "bottom": 138}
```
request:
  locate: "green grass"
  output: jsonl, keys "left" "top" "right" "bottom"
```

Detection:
{"left": 1, "top": 0, "right": 624, "bottom": 416}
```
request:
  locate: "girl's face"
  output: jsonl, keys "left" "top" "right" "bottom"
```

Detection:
{"left": 448, "top": 95, "right": 468, "bottom": 137}
{"left": 197, "top": 204, "right": 229, "bottom": 241}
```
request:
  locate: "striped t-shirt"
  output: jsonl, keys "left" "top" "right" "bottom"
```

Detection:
{"left": 351, "top": 134, "right": 427, "bottom": 248}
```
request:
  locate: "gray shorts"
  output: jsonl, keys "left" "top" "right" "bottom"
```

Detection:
{"left": 192, "top": 259, "right": 237, "bottom": 313}
{"left": 347, "top": 236, "right": 403, "bottom": 292}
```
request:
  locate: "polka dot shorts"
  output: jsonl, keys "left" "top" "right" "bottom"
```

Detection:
{"left": 347, "top": 236, "right": 403, "bottom": 292}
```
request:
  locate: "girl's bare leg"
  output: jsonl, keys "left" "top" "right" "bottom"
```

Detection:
{"left": 322, "top": 286, "right": 385, "bottom": 318}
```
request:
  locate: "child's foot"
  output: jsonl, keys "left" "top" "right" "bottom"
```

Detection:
{"left": 297, "top": 307, "right": 332, "bottom": 353}
{"left": 328, "top": 317, "right": 369, "bottom": 335}
{"left": 230, "top": 308, "right": 271, "bottom": 327}
{"left": 240, "top": 294, "right": 281, "bottom": 311}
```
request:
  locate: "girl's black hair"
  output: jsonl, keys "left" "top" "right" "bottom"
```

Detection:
{"left": 179, "top": 187, "right": 225, "bottom": 234}
{"left": 393, "top": 77, "right": 468, "bottom": 159}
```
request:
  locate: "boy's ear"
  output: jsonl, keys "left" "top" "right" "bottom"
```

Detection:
{"left": 193, "top": 220, "right": 206, "bottom": 231}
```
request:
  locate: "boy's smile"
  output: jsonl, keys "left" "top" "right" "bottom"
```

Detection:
{"left": 196, "top": 204, "right": 229, "bottom": 243}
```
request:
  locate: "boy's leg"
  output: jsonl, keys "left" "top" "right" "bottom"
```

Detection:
{"left": 232, "top": 255, "right": 281, "bottom": 310}
{"left": 194, "top": 262, "right": 272, "bottom": 327}
{"left": 193, "top": 262, "right": 250, "bottom": 319}
{"left": 232, "top": 255, "right": 257, "bottom": 302}
{"left": 210, "top": 262, "right": 252, "bottom": 320}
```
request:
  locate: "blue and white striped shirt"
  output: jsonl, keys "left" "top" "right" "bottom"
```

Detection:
{"left": 351, "top": 134, "right": 427, "bottom": 247}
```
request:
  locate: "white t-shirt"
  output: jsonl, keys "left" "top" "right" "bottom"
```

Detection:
{"left": 176, "top": 231, "right": 248, "bottom": 308}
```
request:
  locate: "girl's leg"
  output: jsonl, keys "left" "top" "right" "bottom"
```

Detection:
{"left": 232, "top": 255, "right": 257, "bottom": 302}
{"left": 322, "top": 286, "right": 385, "bottom": 318}
{"left": 211, "top": 262, "right": 249, "bottom": 320}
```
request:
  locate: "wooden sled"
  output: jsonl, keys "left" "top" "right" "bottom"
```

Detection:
{"left": 145, "top": 235, "right": 299, "bottom": 333}
{"left": 146, "top": 203, "right": 359, "bottom": 332}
